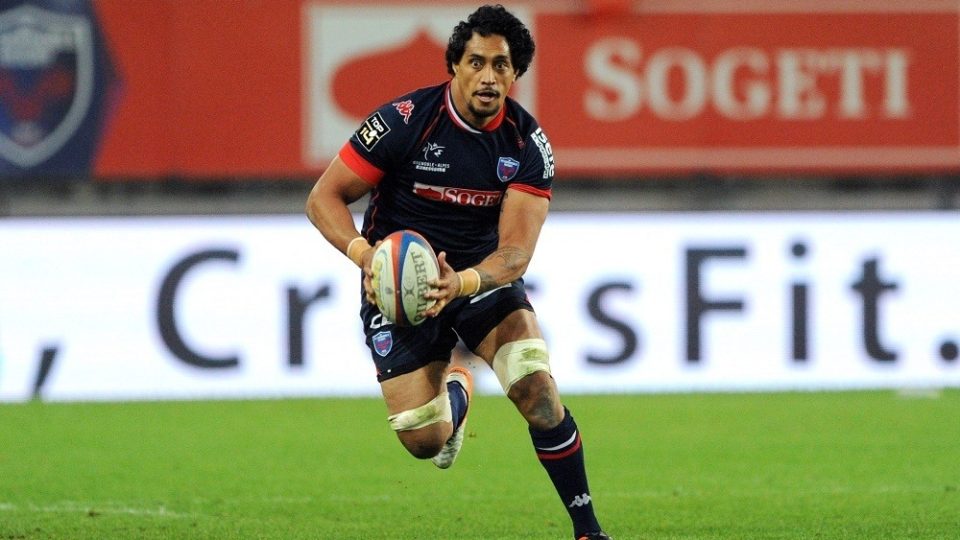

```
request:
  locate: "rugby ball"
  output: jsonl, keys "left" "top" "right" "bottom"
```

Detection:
{"left": 370, "top": 230, "right": 440, "bottom": 326}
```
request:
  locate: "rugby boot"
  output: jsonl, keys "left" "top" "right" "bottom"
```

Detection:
{"left": 577, "top": 533, "right": 612, "bottom": 540}
{"left": 431, "top": 366, "right": 473, "bottom": 469}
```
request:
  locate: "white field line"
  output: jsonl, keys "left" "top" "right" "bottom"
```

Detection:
{"left": 603, "top": 484, "right": 952, "bottom": 499}
{"left": 0, "top": 501, "right": 197, "bottom": 518}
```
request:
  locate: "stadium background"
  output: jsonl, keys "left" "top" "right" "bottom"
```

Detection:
{"left": 1, "top": 2, "right": 958, "bottom": 538}
{"left": 2, "top": 0, "right": 957, "bottom": 401}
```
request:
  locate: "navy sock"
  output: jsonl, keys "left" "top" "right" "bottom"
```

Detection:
{"left": 447, "top": 380, "right": 468, "bottom": 430}
{"left": 529, "top": 407, "right": 601, "bottom": 537}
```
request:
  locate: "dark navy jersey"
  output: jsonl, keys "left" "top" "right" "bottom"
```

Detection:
{"left": 339, "top": 82, "right": 555, "bottom": 269}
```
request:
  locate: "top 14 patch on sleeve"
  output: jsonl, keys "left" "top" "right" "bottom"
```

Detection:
{"left": 356, "top": 112, "right": 391, "bottom": 151}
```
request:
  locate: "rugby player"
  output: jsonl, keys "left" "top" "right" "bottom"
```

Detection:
{"left": 306, "top": 5, "right": 610, "bottom": 539}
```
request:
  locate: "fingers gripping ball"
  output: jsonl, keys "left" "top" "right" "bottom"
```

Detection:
{"left": 370, "top": 230, "right": 440, "bottom": 326}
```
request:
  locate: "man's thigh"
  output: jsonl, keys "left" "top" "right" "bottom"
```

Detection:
{"left": 379, "top": 360, "right": 449, "bottom": 415}
{"left": 472, "top": 308, "right": 543, "bottom": 364}
{"left": 453, "top": 279, "right": 537, "bottom": 358}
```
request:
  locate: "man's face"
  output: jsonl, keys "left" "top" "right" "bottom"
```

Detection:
{"left": 450, "top": 32, "right": 517, "bottom": 128}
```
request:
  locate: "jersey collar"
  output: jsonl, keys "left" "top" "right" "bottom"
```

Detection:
{"left": 445, "top": 82, "right": 505, "bottom": 133}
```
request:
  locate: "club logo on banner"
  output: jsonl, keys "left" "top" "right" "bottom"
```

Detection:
{"left": 0, "top": 1, "right": 117, "bottom": 175}
{"left": 0, "top": 4, "right": 93, "bottom": 168}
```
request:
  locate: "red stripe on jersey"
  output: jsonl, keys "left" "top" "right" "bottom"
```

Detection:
{"left": 508, "top": 182, "right": 552, "bottom": 201}
{"left": 481, "top": 102, "right": 506, "bottom": 132}
{"left": 339, "top": 142, "right": 384, "bottom": 186}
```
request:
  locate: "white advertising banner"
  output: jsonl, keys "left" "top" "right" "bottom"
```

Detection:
{"left": 1, "top": 213, "right": 958, "bottom": 402}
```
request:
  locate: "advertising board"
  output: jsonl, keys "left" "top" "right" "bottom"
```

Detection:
{"left": 4, "top": 1, "right": 955, "bottom": 177}
{"left": 2, "top": 212, "right": 957, "bottom": 401}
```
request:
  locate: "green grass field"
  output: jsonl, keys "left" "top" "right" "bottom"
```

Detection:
{"left": 1, "top": 390, "right": 958, "bottom": 539}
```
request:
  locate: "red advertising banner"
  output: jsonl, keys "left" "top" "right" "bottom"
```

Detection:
{"left": 93, "top": 1, "right": 304, "bottom": 177}
{"left": 34, "top": 0, "right": 959, "bottom": 178}
{"left": 537, "top": 1, "right": 960, "bottom": 174}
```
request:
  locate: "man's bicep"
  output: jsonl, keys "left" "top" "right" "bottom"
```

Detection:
{"left": 316, "top": 156, "right": 375, "bottom": 204}
{"left": 498, "top": 188, "right": 549, "bottom": 253}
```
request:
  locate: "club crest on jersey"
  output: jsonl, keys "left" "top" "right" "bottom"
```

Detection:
{"left": 392, "top": 99, "right": 414, "bottom": 124}
{"left": 372, "top": 331, "right": 393, "bottom": 356}
{"left": 356, "top": 112, "right": 390, "bottom": 151}
{"left": 0, "top": 4, "right": 95, "bottom": 168}
{"left": 497, "top": 157, "right": 520, "bottom": 182}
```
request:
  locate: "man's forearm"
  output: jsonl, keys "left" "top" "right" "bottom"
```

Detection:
{"left": 471, "top": 246, "right": 531, "bottom": 293}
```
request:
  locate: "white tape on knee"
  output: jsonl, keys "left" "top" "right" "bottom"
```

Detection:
{"left": 492, "top": 338, "right": 551, "bottom": 393}
{"left": 387, "top": 391, "right": 452, "bottom": 432}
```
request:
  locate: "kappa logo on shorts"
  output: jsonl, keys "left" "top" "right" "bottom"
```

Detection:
{"left": 356, "top": 112, "right": 390, "bottom": 151}
{"left": 497, "top": 156, "right": 520, "bottom": 182}
{"left": 372, "top": 330, "right": 393, "bottom": 356}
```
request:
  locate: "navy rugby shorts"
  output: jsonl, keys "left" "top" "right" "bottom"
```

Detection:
{"left": 360, "top": 278, "right": 534, "bottom": 382}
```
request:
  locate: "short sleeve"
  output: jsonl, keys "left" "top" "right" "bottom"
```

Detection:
{"left": 341, "top": 99, "right": 422, "bottom": 185}
{"left": 508, "top": 125, "right": 555, "bottom": 200}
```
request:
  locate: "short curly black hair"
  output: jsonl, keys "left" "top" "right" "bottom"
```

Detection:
{"left": 445, "top": 4, "right": 535, "bottom": 78}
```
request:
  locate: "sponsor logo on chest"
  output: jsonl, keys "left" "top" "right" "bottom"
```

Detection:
{"left": 412, "top": 182, "right": 502, "bottom": 207}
